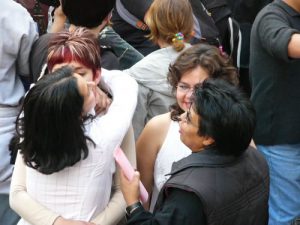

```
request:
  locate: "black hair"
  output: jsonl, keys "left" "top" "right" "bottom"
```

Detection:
{"left": 61, "top": 0, "right": 116, "bottom": 28}
{"left": 193, "top": 79, "right": 255, "bottom": 156}
{"left": 16, "top": 66, "right": 94, "bottom": 174}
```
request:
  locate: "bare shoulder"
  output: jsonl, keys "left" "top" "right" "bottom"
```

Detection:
{"left": 137, "top": 113, "right": 171, "bottom": 152}
{"left": 144, "top": 113, "right": 171, "bottom": 135}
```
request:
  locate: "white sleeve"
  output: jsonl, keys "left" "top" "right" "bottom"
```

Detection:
{"left": 90, "top": 69, "right": 138, "bottom": 151}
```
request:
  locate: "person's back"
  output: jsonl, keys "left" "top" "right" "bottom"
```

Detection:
{"left": 250, "top": 1, "right": 300, "bottom": 224}
{"left": 0, "top": 1, "right": 38, "bottom": 224}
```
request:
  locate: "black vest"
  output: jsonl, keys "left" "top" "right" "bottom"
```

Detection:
{"left": 155, "top": 147, "right": 269, "bottom": 225}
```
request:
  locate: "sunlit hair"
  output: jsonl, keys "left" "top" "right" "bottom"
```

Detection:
{"left": 47, "top": 27, "right": 101, "bottom": 79}
{"left": 16, "top": 66, "right": 94, "bottom": 174}
{"left": 192, "top": 79, "right": 255, "bottom": 156}
{"left": 145, "top": 0, "right": 194, "bottom": 52}
{"left": 61, "top": 0, "right": 115, "bottom": 28}
{"left": 168, "top": 44, "right": 239, "bottom": 120}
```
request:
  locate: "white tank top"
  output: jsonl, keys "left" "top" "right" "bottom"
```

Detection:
{"left": 149, "top": 120, "right": 191, "bottom": 211}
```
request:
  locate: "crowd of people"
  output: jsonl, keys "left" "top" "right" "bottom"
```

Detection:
{"left": 0, "top": 0, "right": 299, "bottom": 225}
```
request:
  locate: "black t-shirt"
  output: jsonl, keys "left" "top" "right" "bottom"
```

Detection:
{"left": 250, "top": 0, "right": 300, "bottom": 145}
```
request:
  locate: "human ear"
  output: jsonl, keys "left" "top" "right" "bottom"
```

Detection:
{"left": 203, "top": 137, "right": 215, "bottom": 146}
{"left": 94, "top": 69, "right": 101, "bottom": 85}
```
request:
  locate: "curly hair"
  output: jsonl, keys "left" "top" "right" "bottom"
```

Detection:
{"left": 167, "top": 43, "right": 239, "bottom": 120}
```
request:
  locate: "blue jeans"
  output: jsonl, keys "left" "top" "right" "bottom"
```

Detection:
{"left": 99, "top": 26, "right": 144, "bottom": 70}
{"left": 257, "top": 145, "right": 300, "bottom": 225}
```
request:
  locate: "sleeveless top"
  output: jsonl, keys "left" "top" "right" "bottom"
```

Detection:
{"left": 149, "top": 120, "right": 191, "bottom": 211}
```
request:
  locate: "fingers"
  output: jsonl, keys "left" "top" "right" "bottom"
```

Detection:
{"left": 133, "top": 171, "right": 140, "bottom": 182}
{"left": 94, "top": 86, "right": 112, "bottom": 115}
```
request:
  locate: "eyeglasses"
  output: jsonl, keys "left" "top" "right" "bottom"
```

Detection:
{"left": 176, "top": 83, "right": 194, "bottom": 94}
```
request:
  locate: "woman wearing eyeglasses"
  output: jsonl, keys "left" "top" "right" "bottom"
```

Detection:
{"left": 136, "top": 44, "right": 239, "bottom": 211}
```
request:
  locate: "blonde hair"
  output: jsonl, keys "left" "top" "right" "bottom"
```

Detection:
{"left": 145, "top": 0, "right": 194, "bottom": 52}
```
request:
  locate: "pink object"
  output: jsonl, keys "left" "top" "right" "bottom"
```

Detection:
{"left": 114, "top": 147, "right": 149, "bottom": 203}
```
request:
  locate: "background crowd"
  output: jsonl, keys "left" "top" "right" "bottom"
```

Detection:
{"left": 0, "top": 0, "right": 299, "bottom": 225}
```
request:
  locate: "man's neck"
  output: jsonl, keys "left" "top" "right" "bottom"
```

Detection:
{"left": 283, "top": 0, "right": 300, "bottom": 13}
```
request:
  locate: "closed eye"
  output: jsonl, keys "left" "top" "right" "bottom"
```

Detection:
{"left": 178, "top": 84, "right": 190, "bottom": 90}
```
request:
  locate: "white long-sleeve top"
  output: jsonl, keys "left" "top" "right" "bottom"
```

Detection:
{"left": 12, "top": 69, "right": 138, "bottom": 225}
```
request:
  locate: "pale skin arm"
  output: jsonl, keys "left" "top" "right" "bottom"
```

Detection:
{"left": 288, "top": 34, "right": 300, "bottom": 58}
{"left": 120, "top": 171, "right": 141, "bottom": 206}
{"left": 136, "top": 113, "right": 171, "bottom": 209}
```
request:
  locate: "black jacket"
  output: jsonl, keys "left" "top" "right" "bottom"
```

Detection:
{"left": 156, "top": 146, "right": 269, "bottom": 225}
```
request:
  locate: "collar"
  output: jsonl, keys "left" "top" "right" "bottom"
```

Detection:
{"left": 169, "top": 146, "right": 245, "bottom": 175}
{"left": 276, "top": 0, "right": 300, "bottom": 17}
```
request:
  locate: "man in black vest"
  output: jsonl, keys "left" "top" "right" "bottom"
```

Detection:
{"left": 120, "top": 79, "right": 269, "bottom": 225}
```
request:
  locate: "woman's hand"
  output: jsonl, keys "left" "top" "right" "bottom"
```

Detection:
{"left": 94, "top": 87, "right": 112, "bottom": 115}
{"left": 120, "top": 170, "right": 140, "bottom": 206}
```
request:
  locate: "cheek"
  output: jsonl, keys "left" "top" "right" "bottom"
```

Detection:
{"left": 176, "top": 91, "right": 185, "bottom": 106}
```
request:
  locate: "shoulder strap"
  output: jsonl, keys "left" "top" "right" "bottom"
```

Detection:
{"left": 115, "top": 0, "right": 149, "bottom": 30}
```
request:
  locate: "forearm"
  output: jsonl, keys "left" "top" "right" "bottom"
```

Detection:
{"left": 91, "top": 185, "right": 125, "bottom": 225}
{"left": 10, "top": 152, "right": 59, "bottom": 225}
{"left": 288, "top": 33, "right": 300, "bottom": 59}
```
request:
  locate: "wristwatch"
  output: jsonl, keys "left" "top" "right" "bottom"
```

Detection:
{"left": 126, "top": 201, "right": 142, "bottom": 217}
